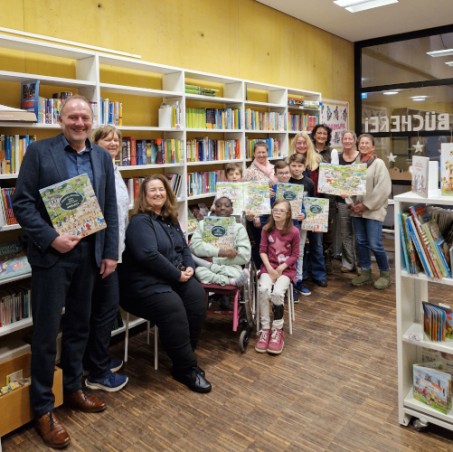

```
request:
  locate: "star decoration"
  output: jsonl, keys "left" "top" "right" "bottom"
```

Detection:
{"left": 413, "top": 140, "right": 424, "bottom": 154}
{"left": 387, "top": 153, "right": 397, "bottom": 163}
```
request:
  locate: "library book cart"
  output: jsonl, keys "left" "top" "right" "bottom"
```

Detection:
{"left": 395, "top": 190, "right": 453, "bottom": 432}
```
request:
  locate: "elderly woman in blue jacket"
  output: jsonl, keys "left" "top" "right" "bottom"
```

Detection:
{"left": 119, "top": 174, "right": 211, "bottom": 393}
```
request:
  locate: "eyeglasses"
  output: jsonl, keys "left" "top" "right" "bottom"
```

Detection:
{"left": 273, "top": 208, "right": 288, "bottom": 213}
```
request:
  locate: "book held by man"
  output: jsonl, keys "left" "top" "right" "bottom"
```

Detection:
{"left": 39, "top": 174, "right": 106, "bottom": 238}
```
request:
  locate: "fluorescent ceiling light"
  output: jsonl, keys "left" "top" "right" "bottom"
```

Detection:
{"left": 445, "top": 61, "right": 453, "bottom": 66}
{"left": 427, "top": 49, "right": 453, "bottom": 57}
{"left": 411, "top": 96, "right": 427, "bottom": 102}
{"left": 333, "top": 0, "right": 398, "bottom": 13}
{"left": 383, "top": 91, "right": 398, "bottom": 95}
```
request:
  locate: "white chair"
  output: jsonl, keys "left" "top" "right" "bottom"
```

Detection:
{"left": 255, "top": 273, "right": 295, "bottom": 335}
{"left": 123, "top": 312, "right": 159, "bottom": 370}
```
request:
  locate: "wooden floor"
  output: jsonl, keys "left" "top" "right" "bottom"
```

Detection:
{"left": 3, "top": 247, "right": 453, "bottom": 450}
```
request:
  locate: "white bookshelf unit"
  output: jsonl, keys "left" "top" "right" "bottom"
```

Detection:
{"left": 0, "top": 32, "right": 321, "bottom": 341}
{"left": 395, "top": 190, "right": 453, "bottom": 432}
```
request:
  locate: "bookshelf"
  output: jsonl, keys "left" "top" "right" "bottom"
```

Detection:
{"left": 394, "top": 190, "right": 453, "bottom": 432}
{"left": 0, "top": 32, "right": 321, "bottom": 342}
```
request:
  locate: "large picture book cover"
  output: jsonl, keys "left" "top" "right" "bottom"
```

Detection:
{"left": 317, "top": 162, "right": 367, "bottom": 196}
{"left": 20, "top": 80, "right": 40, "bottom": 117}
{"left": 411, "top": 156, "right": 429, "bottom": 197}
{"left": 0, "top": 241, "right": 31, "bottom": 282}
{"left": 275, "top": 183, "right": 304, "bottom": 219}
{"left": 39, "top": 174, "right": 106, "bottom": 238}
{"left": 215, "top": 181, "right": 271, "bottom": 215}
{"left": 202, "top": 216, "right": 236, "bottom": 248}
{"left": 301, "top": 197, "right": 329, "bottom": 232}
{"left": 413, "top": 362, "right": 452, "bottom": 414}
{"left": 440, "top": 143, "right": 453, "bottom": 196}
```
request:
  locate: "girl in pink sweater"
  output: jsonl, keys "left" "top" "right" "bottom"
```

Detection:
{"left": 255, "top": 199, "right": 300, "bottom": 355}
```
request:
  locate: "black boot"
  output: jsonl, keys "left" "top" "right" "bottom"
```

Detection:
{"left": 172, "top": 366, "right": 212, "bottom": 393}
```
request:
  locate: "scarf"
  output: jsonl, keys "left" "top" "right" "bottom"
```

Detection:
{"left": 361, "top": 154, "right": 376, "bottom": 168}
{"left": 252, "top": 159, "right": 276, "bottom": 183}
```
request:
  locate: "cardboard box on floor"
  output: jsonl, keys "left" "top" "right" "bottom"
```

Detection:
{"left": 0, "top": 352, "right": 63, "bottom": 436}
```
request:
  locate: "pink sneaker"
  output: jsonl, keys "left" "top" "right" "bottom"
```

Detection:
{"left": 255, "top": 329, "right": 271, "bottom": 353}
{"left": 267, "top": 328, "right": 285, "bottom": 355}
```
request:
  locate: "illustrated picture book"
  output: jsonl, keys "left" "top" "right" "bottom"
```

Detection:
{"left": 215, "top": 181, "right": 271, "bottom": 215}
{"left": 39, "top": 174, "right": 106, "bottom": 238}
{"left": 411, "top": 156, "right": 429, "bottom": 197}
{"left": 317, "top": 162, "right": 367, "bottom": 196}
{"left": 301, "top": 197, "right": 329, "bottom": 232}
{"left": 274, "top": 183, "right": 305, "bottom": 219}
{"left": 0, "top": 241, "right": 31, "bottom": 282}
{"left": 440, "top": 143, "right": 453, "bottom": 196}
{"left": 413, "top": 362, "right": 452, "bottom": 414}
{"left": 202, "top": 216, "right": 236, "bottom": 249}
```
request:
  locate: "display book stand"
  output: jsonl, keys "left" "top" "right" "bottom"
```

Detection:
{"left": 395, "top": 190, "right": 453, "bottom": 432}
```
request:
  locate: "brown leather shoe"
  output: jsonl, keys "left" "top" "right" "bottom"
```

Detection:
{"left": 35, "top": 411, "right": 70, "bottom": 449}
{"left": 65, "top": 389, "right": 106, "bottom": 412}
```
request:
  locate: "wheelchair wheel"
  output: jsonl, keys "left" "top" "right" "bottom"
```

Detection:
{"left": 238, "top": 329, "right": 249, "bottom": 352}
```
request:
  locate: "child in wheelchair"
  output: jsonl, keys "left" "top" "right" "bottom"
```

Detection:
{"left": 189, "top": 196, "right": 251, "bottom": 291}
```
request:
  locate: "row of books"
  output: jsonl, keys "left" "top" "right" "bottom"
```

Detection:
{"left": 399, "top": 203, "right": 451, "bottom": 279}
{"left": 185, "top": 84, "right": 218, "bottom": 97}
{"left": 186, "top": 107, "right": 241, "bottom": 129}
{"left": 287, "top": 112, "right": 319, "bottom": 132}
{"left": 287, "top": 98, "right": 321, "bottom": 109}
{"left": 187, "top": 171, "right": 220, "bottom": 197}
{"left": 423, "top": 301, "right": 453, "bottom": 342}
{"left": 244, "top": 109, "right": 285, "bottom": 131}
{"left": 0, "top": 134, "right": 36, "bottom": 175}
{"left": 117, "top": 137, "right": 183, "bottom": 166}
{"left": 99, "top": 98, "right": 123, "bottom": 126}
{"left": 245, "top": 138, "right": 282, "bottom": 159}
{"left": 0, "top": 284, "right": 31, "bottom": 327}
{"left": 186, "top": 138, "right": 241, "bottom": 162}
{"left": 0, "top": 188, "right": 17, "bottom": 227}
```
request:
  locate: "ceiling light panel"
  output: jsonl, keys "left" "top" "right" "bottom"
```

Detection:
{"left": 334, "top": 0, "right": 398, "bottom": 13}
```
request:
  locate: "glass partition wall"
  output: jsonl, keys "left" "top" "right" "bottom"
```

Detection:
{"left": 355, "top": 25, "right": 453, "bottom": 198}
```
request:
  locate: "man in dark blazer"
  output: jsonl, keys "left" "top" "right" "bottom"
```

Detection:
{"left": 13, "top": 95, "right": 119, "bottom": 449}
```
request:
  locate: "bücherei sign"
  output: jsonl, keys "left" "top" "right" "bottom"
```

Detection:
{"left": 364, "top": 112, "right": 450, "bottom": 133}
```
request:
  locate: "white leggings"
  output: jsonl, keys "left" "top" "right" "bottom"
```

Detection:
{"left": 258, "top": 272, "right": 290, "bottom": 330}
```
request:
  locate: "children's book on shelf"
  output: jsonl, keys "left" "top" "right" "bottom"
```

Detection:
{"left": 317, "top": 163, "right": 367, "bottom": 196}
{"left": 187, "top": 208, "right": 199, "bottom": 235}
{"left": 422, "top": 301, "right": 453, "bottom": 342}
{"left": 202, "top": 216, "right": 236, "bottom": 249}
{"left": 440, "top": 143, "right": 453, "bottom": 196}
{"left": 39, "top": 174, "right": 106, "bottom": 238}
{"left": 404, "top": 214, "right": 434, "bottom": 278}
{"left": 411, "top": 156, "right": 430, "bottom": 197}
{"left": 215, "top": 181, "right": 271, "bottom": 215}
{"left": 399, "top": 213, "right": 421, "bottom": 274}
{"left": 20, "top": 80, "right": 40, "bottom": 118}
{"left": 301, "top": 197, "right": 329, "bottom": 232}
{"left": 413, "top": 362, "right": 452, "bottom": 414}
{"left": 409, "top": 204, "right": 451, "bottom": 278}
{"left": 0, "top": 241, "right": 31, "bottom": 282}
{"left": 274, "top": 183, "right": 305, "bottom": 219}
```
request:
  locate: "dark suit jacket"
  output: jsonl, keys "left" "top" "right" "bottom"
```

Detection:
{"left": 13, "top": 133, "right": 119, "bottom": 268}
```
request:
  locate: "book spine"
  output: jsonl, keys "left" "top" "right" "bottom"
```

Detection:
{"left": 406, "top": 216, "right": 433, "bottom": 277}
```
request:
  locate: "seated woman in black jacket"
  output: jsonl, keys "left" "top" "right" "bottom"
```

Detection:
{"left": 119, "top": 174, "right": 211, "bottom": 393}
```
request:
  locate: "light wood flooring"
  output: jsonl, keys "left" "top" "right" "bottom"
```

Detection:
{"left": 3, "top": 245, "right": 453, "bottom": 451}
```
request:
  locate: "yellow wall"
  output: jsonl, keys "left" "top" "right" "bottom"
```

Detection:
{"left": 0, "top": 0, "right": 354, "bottom": 122}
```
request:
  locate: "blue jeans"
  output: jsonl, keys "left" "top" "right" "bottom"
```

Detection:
{"left": 303, "top": 231, "right": 326, "bottom": 282}
{"left": 352, "top": 217, "right": 389, "bottom": 272}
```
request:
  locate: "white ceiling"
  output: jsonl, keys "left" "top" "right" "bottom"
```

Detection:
{"left": 256, "top": 0, "right": 453, "bottom": 42}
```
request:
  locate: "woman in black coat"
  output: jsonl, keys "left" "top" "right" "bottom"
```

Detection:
{"left": 119, "top": 174, "right": 211, "bottom": 393}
